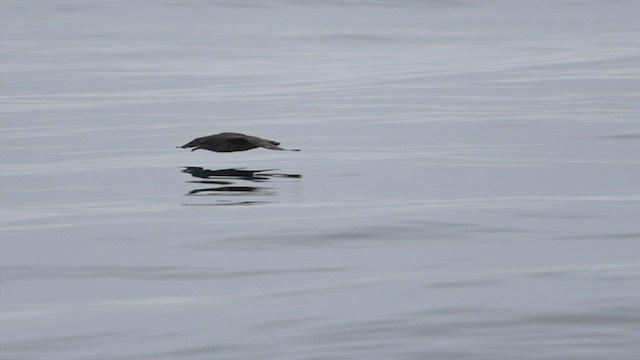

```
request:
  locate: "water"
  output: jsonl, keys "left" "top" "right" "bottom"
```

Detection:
{"left": 1, "top": 1, "right": 640, "bottom": 359}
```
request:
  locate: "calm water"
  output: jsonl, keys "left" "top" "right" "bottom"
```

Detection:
{"left": 1, "top": 1, "right": 640, "bottom": 359}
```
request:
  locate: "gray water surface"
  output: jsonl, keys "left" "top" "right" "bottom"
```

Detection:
{"left": 1, "top": 1, "right": 640, "bottom": 359}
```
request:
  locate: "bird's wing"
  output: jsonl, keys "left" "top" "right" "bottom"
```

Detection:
{"left": 224, "top": 134, "right": 273, "bottom": 147}
{"left": 219, "top": 132, "right": 248, "bottom": 139}
{"left": 243, "top": 135, "right": 285, "bottom": 150}
{"left": 218, "top": 133, "right": 282, "bottom": 150}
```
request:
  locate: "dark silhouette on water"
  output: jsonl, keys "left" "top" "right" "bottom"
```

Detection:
{"left": 181, "top": 166, "right": 301, "bottom": 205}
{"left": 188, "top": 186, "right": 259, "bottom": 195}
{"left": 179, "top": 132, "right": 300, "bottom": 152}
{"left": 182, "top": 166, "right": 301, "bottom": 181}
{"left": 183, "top": 166, "right": 274, "bottom": 180}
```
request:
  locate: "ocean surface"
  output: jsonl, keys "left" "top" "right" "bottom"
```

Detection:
{"left": 1, "top": 1, "right": 640, "bottom": 359}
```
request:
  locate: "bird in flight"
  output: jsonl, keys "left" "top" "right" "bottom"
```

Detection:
{"left": 179, "top": 132, "right": 300, "bottom": 153}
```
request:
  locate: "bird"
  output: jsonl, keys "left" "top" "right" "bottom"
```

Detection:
{"left": 179, "top": 132, "right": 300, "bottom": 153}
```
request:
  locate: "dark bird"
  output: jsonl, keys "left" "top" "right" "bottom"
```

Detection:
{"left": 179, "top": 132, "right": 300, "bottom": 153}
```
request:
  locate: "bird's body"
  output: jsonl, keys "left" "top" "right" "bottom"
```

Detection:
{"left": 179, "top": 132, "right": 299, "bottom": 153}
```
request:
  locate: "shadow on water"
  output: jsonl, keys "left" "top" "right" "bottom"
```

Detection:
{"left": 181, "top": 166, "right": 302, "bottom": 206}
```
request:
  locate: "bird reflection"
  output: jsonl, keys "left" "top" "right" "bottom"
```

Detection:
{"left": 181, "top": 166, "right": 301, "bottom": 206}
